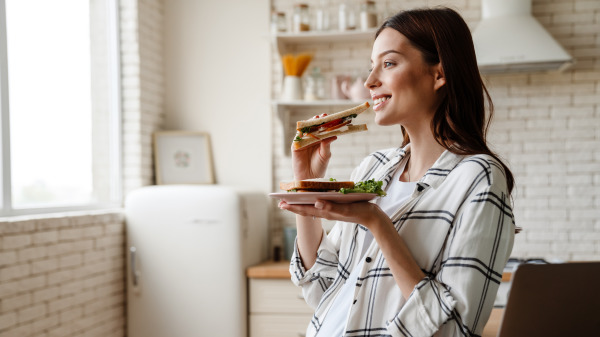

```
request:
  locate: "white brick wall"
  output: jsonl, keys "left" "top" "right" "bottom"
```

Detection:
{"left": 0, "top": 211, "right": 125, "bottom": 337}
{"left": 270, "top": 0, "right": 600, "bottom": 261}
{"left": 121, "top": 0, "right": 165, "bottom": 197}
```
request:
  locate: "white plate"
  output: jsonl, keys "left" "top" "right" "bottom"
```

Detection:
{"left": 269, "top": 192, "right": 379, "bottom": 205}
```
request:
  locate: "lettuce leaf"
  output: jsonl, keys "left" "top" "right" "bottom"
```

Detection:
{"left": 339, "top": 179, "right": 386, "bottom": 196}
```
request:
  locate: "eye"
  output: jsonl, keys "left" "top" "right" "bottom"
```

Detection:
{"left": 383, "top": 61, "right": 395, "bottom": 68}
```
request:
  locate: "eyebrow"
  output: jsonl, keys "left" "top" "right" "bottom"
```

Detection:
{"left": 371, "top": 50, "right": 403, "bottom": 63}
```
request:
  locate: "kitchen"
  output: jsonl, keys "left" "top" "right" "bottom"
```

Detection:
{"left": 1, "top": 0, "right": 599, "bottom": 336}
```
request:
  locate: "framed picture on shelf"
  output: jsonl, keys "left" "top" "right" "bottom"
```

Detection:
{"left": 153, "top": 131, "right": 215, "bottom": 185}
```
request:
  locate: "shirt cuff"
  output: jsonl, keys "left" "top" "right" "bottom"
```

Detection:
{"left": 289, "top": 227, "right": 338, "bottom": 286}
{"left": 387, "top": 277, "right": 457, "bottom": 337}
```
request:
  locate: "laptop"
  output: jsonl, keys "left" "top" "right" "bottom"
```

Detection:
{"left": 497, "top": 262, "right": 600, "bottom": 337}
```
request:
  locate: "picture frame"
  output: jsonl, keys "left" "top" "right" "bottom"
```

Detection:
{"left": 153, "top": 131, "right": 215, "bottom": 185}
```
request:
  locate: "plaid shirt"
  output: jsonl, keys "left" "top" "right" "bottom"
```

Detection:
{"left": 290, "top": 145, "right": 515, "bottom": 337}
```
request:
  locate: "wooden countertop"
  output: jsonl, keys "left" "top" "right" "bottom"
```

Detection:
{"left": 247, "top": 260, "right": 292, "bottom": 279}
{"left": 247, "top": 260, "right": 513, "bottom": 281}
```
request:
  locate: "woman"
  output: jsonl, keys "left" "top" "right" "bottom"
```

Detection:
{"left": 279, "top": 7, "right": 516, "bottom": 337}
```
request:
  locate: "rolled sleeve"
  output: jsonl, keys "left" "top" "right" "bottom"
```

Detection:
{"left": 388, "top": 277, "right": 457, "bottom": 337}
{"left": 289, "top": 226, "right": 342, "bottom": 309}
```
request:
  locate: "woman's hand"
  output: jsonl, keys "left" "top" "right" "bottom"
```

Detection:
{"left": 292, "top": 137, "right": 337, "bottom": 180}
{"left": 279, "top": 199, "right": 389, "bottom": 232}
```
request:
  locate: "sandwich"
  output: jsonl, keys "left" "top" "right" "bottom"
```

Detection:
{"left": 279, "top": 178, "right": 386, "bottom": 196}
{"left": 280, "top": 178, "right": 355, "bottom": 193}
{"left": 293, "top": 102, "right": 370, "bottom": 150}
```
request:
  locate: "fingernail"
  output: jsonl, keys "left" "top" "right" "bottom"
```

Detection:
{"left": 314, "top": 201, "right": 324, "bottom": 209}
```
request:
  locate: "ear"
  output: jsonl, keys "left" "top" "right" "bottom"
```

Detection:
{"left": 433, "top": 63, "right": 446, "bottom": 91}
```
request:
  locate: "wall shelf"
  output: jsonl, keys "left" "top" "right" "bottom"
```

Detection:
{"left": 273, "top": 29, "right": 376, "bottom": 53}
{"left": 271, "top": 30, "right": 375, "bottom": 154}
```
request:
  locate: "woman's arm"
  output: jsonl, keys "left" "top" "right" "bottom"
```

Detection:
{"left": 280, "top": 199, "right": 425, "bottom": 299}
{"left": 289, "top": 137, "right": 337, "bottom": 269}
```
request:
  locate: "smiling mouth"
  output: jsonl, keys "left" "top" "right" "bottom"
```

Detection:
{"left": 373, "top": 96, "right": 391, "bottom": 105}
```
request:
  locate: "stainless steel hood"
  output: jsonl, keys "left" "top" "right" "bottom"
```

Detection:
{"left": 472, "top": 0, "right": 574, "bottom": 74}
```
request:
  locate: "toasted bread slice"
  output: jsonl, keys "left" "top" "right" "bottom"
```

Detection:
{"left": 296, "top": 102, "right": 371, "bottom": 129}
{"left": 293, "top": 124, "right": 367, "bottom": 150}
{"left": 280, "top": 179, "right": 355, "bottom": 192}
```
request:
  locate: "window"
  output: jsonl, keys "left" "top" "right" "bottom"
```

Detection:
{"left": 0, "top": 0, "right": 121, "bottom": 216}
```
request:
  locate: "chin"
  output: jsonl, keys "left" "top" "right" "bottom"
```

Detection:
{"left": 374, "top": 114, "right": 398, "bottom": 127}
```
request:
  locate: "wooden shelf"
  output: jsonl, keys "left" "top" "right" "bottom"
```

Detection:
{"left": 273, "top": 29, "right": 376, "bottom": 54}
{"left": 274, "top": 29, "right": 376, "bottom": 43}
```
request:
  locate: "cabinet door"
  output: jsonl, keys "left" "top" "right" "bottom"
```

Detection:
{"left": 250, "top": 314, "right": 313, "bottom": 337}
{"left": 249, "top": 279, "right": 313, "bottom": 314}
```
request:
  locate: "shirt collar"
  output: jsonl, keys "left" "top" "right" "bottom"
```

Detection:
{"left": 375, "top": 144, "right": 466, "bottom": 192}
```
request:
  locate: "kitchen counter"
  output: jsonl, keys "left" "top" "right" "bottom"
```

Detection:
{"left": 247, "top": 260, "right": 506, "bottom": 337}
{"left": 246, "top": 260, "right": 291, "bottom": 279}
{"left": 247, "top": 260, "right": 513, "bottom": 281}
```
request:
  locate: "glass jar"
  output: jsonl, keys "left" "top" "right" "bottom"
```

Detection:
{"left": 360, "top": 1, "right": 377, "bottom": 30}
{"left": 304, "top": 67, "right": 326, "bottom": 101}
{"left": 293, "top": 3, "right": 310, "bottom": 32}
{"left": 270, "top": 11, "right": 287, "bottom": 33}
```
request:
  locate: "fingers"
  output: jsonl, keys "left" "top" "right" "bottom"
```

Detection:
{"left": 279, "top": 199, "right": 338, "bottom": 220}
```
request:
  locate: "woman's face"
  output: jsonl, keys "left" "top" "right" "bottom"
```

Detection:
{"left": 365, "top": 28, "right": 444, "bottom": 127}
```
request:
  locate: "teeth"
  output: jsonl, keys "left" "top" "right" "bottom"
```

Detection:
{"left": 373, "top": 96, "right": 390, "bottom": 105}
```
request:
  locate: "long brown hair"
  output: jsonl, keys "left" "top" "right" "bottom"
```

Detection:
{"left": 376, "top": 7, "right": 514, "bottom": 193}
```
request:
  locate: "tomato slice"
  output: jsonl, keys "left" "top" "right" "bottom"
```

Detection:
{"left": 318, "top": 118, "right": 343, "bottom": 130}
{"left": 323, "top": 120, "right": 351, "bottom": 132}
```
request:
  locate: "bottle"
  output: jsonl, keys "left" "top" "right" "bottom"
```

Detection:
{"left": 270, "top": 11, "right": 287, "bottom": 33}
{"left": 293, "top": 3, "right": 310, "bottom": 32}
{"left": 359, "top": 1, "right": 377, "bottom": 30}
{"left": 315, "top": 0, "right": 329, "bottom": 31}
{"left": 338, "top": 3, "right": 348, "bottom": 31}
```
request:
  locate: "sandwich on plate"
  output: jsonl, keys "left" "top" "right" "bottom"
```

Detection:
{"left": 293, "top": 102, "right": 370, "bottom": 150}
{"left": 280, "top": 178, "right": 386, "bottom": 196}
{"left": 280, "top": 178, "right": 355, "bottom": 193}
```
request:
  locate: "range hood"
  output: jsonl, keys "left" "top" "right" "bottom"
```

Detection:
{"left": 472, "top": 0, "right": 574, "bottom": 74}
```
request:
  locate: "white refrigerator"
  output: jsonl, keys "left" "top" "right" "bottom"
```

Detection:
{"left": 125, "top": 185, "right": 269, "bottom": 337}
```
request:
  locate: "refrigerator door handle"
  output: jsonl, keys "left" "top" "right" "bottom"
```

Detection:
{"left": 130, "top": 246, "right": 139, "bottom": 286}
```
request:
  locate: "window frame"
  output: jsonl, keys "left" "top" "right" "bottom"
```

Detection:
{"left": 0, "top": 0, "right": 122, "bottom": 217}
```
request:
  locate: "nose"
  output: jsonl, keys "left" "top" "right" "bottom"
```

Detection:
{"left": 364, "top": 69, "right": 381, "bottom": 90}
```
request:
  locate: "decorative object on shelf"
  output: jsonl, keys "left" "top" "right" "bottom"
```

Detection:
{"left": 281, "top": 53, "right": 313, "bottom": 101}
{"left": 359, "top": 1, "right": 377, "bottom": 30}
{"left": 153, "top": 131, "right": 215, "bottom": 185}
{"left": 331, "top": 74, "right": 351, "bottom": 100}
{"left": 270, "top": 11, "right": 287, "bottom": 33}
{"left": 304, "top": 67, "right": 326, "bottom": 101}
{"left": 341, "top": 76, "right": 370, "bottom": 101}
{"left": 292, "top": 3, "right": 310, "bottom": 32}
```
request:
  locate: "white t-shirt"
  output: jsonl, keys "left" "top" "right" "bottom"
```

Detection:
{"left": 316, "top": 158, "right": 416, "bottom": 336}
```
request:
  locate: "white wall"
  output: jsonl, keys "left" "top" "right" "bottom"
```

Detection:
{"left": 163, "top": 0, "right": 272, "bottom": 192}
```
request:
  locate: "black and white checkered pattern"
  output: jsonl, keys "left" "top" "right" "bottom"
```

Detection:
{"left": 290, "top": 145, "right": 515, "bottom": 337}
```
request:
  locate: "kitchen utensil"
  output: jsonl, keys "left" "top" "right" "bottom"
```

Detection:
{"left": 281, "top": 53, "right": 313, "bottom": 101}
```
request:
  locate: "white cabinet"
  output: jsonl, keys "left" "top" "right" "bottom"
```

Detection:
{"left": 248, "top": 278, "right": 313, "bottom": 337}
